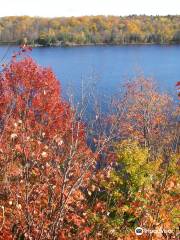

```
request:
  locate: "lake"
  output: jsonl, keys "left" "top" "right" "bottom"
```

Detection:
{"left": 0, "top": 45, "right": 180, "bottom": 102}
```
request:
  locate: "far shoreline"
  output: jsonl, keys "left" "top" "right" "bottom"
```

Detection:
{"left": 0, "top": 42, "right": 180, "bottom": 48}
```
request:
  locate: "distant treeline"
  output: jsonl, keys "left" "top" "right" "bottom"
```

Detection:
{"left": 0, "top": 15, "right": 180, "bottom": 46}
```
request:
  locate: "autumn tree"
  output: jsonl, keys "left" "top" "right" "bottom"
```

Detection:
{"left": 0, "top": 48, "right": 95, "bottom": 239}
{"left": 79, "top": 78, "right": 179, "bottom": 240}
{"left": 109, "top": 77, "right": 177, "bottom": 158}
{"left": 83, "top": 141, "right": 179, "bottom": 240}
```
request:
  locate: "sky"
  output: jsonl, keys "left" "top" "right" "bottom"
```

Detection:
{"left": 0, "top": 0, "right": 180, "bottom": 17}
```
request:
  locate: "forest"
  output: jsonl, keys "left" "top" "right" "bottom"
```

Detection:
{"left": 0, "top": 15, "right": 180, "bottom": 46}
{"left": 0, "top": 46, "right": 179, "bottom": 239}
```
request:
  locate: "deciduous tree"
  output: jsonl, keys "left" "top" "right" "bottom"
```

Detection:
{"left": 0, "top": 48, "right": 94, "bottom": 239}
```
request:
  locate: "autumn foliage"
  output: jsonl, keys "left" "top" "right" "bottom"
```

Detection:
{"left": 0, "top": 49, "right": 179, "bottom": 240}
{"left": 111, "top": 78, "right": 175, "bottom": 155}
{"left": 0, "top": 49, "right": 94, "bottom": 239}
{"left": 1, "top": 15, "right": 180, "bottom": 45}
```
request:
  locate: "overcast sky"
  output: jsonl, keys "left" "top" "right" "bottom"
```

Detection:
{"left": 0, "top": 0, "right": 180, "bottom": 17}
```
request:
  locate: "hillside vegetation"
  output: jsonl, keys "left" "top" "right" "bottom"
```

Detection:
{"left": 0, "top": 15, "right": 180, "bottom": 45}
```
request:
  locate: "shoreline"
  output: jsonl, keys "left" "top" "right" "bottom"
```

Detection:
{"left": 0, "top": 42, "right": 180, "bottom": 48}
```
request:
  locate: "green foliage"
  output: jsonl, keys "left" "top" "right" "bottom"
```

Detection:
{"left": 86, "top": 141, "right": 155, "bottom": 237}
{"left": 115, "top": 140, "right": 151, "bottom": 192}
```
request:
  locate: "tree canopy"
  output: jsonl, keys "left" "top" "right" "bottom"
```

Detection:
{"left": 0, "top": 15, "right": 180, "bottom": 45}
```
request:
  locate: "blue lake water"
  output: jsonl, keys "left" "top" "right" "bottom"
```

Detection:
{"left": 0, "top": 45, "right": 180, "bottom": 101}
